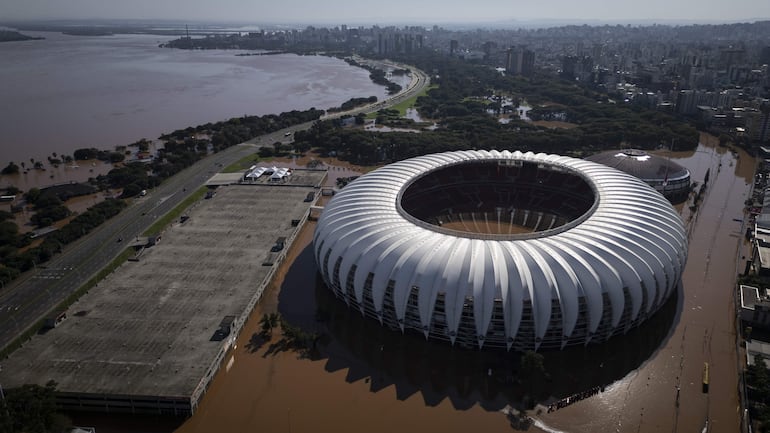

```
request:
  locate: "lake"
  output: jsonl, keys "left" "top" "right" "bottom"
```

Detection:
{"left": 0, "top": 31, "right": 390, "bottom": 169}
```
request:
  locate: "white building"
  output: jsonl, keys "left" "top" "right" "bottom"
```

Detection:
{"left": 314, "top": 150, "right": 688, "bottom": 351}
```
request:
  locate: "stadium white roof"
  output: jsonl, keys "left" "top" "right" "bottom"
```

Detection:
{"left": 313, "top": 150, "right": 688, "bottom": 350}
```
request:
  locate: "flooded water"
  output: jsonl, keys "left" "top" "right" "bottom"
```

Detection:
{"left": 0, "top": 31, "right": 389, "bottom": 169}
{"left": 67, "top": 134, "right": 751, "bottom": 433}
{"left": 168, "top": 134, "right": 754, "bottom": 433}
{"left": 0, "top": 160, "right": 113, "bottom": 193}
{"left": 536, "top": 134, "right": 752, "bottom": 432}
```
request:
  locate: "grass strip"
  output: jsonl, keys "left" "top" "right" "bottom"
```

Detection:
{"left": 367, "top": 84, "right": 437, "bottom": 118}
{"left": 222, "top": 153, "right": 260, "bottom": 173}
{"left": 143, "top": 187, "right": 207, "bottom": 236}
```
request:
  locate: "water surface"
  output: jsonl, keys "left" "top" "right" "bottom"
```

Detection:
{"left": 0, "top": 31, "right": 388, "bottom": 167}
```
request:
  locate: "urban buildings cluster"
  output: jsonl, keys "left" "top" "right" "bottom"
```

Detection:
{"left": 210, "top": 21, "right": 770, "bottom": 144}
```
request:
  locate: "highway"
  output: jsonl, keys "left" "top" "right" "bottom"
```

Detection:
{"left": 0, "top": 62, "right": 430, "bottom": 353}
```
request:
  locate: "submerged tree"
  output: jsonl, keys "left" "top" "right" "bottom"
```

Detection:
{"left": 1, "top": 162, "right": 19, "bottom": 175}
{"left": 259, "top": 312, "right": 281, "bottom": 337}
{"left": 0, "top": 380, "right": 71, "bottom": 433}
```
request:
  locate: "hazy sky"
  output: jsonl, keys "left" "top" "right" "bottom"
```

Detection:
{"left": 3, "top": 0, "right": 770, "bottom": 25}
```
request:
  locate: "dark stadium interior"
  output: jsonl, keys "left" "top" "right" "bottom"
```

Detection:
{"left": 399, "top": 160, "right": 596, "bottom": 236}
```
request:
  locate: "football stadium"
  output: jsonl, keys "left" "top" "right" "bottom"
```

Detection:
{"left": 313, "top": 150, "right": 688, "bottom": 351}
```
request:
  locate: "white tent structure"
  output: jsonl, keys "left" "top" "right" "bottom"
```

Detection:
{"left": 245, "top": 167, "right": 267, "bottom": 180}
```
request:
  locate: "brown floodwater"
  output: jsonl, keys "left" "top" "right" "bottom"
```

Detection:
{"left": 0, "top": 159, "right": 113, "bottom": 194}
{"left": 74, "top": 134, "right": 753, "bottom": 433}
{"left": 0, "top": 160, "right": 116, "bottom": 234}
{"left": 535, "top": 134, "right": 752, "bottom": 432}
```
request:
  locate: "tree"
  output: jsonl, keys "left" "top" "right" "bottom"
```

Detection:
{"left": 259, "top": 312, "right": 281, "bottom": 337}
{"left": 260, "top": 314, "right": 272, "bottom": 336}
{"left": 73, "top": 148, "right": 99, "bottom": 160}
{"left": 519, "top": 350, "right": 546, "bottom": 408}
{"left": 1, "top": 162, "right": 19, "bottom": 175}
{"left": 120, "top": 183, "right": 143, "bottom": 198}
{"left": 260, "top": 313, "right": 275, "bottom": 336}
{"left": 25, "top": 187, "right": 41, "bottom": 204}
{"left": 258, "top": 147, "right": 274, "bottom": 158}
{"left": 520, "top": 350, "right": 545, "bottom": 377}
{"left": 0, "top": 380, "right": 71, "bottom": 433}
{"left": 108, "top": 152, "right": 126, "bottom": 163}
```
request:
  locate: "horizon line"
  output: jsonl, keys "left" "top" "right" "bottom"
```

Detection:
{"left": 2, "top": 16, "right": 770, "bottom": 29}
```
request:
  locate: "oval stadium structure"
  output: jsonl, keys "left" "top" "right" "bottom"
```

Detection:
{"left": 313, "top": 150, "right": 688, "bottom": 351}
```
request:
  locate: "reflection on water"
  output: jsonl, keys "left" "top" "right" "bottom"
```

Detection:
{"left": 277, "top": 243, "right": 680, "bottom": 411}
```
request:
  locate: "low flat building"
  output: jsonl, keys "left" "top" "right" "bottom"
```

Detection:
{"left": 747, "top": 339, "right": 770, "bottom": 365}
{"left": 741, "top": 284, "right": 770, "bottom": 329}
{"left": 0, "top": 170, "right": 326, "bottom": 416}
{"left": 753, "top": 226, "right": 770, "bottom": 276}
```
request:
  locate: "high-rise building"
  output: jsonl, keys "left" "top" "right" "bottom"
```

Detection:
{"left": 745, "top": 107, "right": 770, "bottom": 143}
{"left": 676, "top": 90, "right": 698, "bottom": 115}
{"left": 506, "top": 46, "right": 535, "bottom": 76}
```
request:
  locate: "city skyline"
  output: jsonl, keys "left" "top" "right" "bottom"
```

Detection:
{"left": 3, "top": 0, "right": 770, "bottom": 26}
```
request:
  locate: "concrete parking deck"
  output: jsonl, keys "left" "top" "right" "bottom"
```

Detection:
{"left": 0, "top": 170, "right": 326, "bottom": 415}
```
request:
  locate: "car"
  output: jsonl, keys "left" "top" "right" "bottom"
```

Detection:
{"left": 270, "top": 237, "right": 286, "bottom": 252}
{"left": 117, "top": 237, "right": 123, "bottom": 243}
{"left": 284, "top": 132, "right": 293, "bottom": 137}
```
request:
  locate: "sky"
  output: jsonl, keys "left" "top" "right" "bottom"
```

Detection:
{"left": 3, "top": 0, "right": 770, "bottom": 25}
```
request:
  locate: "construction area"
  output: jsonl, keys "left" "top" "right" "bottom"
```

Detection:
{"left": 0, "top": 169, "right": 327, "bottom": 416}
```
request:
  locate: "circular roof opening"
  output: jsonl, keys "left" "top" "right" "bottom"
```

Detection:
{"left": 398, "top": 159, "right": 597, "bottom": 239}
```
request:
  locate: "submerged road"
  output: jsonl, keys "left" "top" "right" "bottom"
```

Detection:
{"left": 535, "top": 141, "right": 751, "bottom": 433}
{"left": 0, "top": 62, "right": 430, "bottom": 354}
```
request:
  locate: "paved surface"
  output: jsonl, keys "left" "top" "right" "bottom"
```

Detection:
{"left": 0, "top": 175, "right": 324, "bottom": 407}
